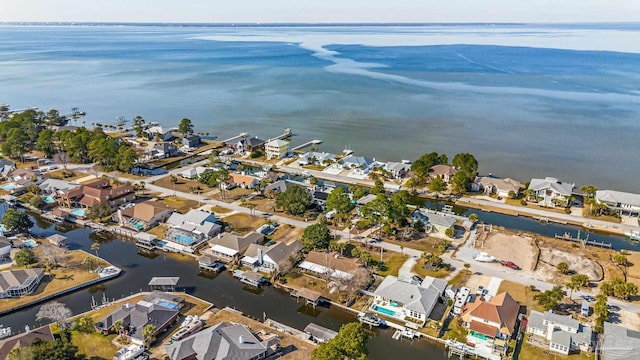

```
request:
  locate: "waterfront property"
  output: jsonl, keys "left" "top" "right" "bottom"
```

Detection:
{"left": 595, "top": 190, "right": 640, "bottom": 216}
{"left": 235, "top": 135, "right": 266, "bottom": 154}
{"left": 58, "top": 178, "right": 135, "bottom": 209}
{"left": 298, "top": 251, "right": 362, "bottom": 281}
{"left": 119, "top": 200, "right": 174, "bottom": 231}
{"left": 341, "top": 155, "right": 378, "bottom": 176}
{"left": 182, "top": 134, "right": 201, "bottom": 148}
{"left": 355, "top": 194, "right": 378, "bottom": 214}
{"left": 0, "top": 268, "right": 45, "bottom": 298}
{"left": 165, "top": 208, "right": 221, "bottom": 241}
{"left": 145, "top": 126, "right": 174, "bottom": 141}
{"left": 165, "top": 322, "right": 280, "bottom": 360}
{"left": 385, "top": 161, "right": 411, "bottom": 179}
{"left": 47, "top": 234, "right": 67, "bottom": 247}
{"left": 429, "top": 165, "right": 458, "bottom": 183}
{"left": 0, "top": 159, "right": 16, "bottom": 179}
{"left": 459, "top": 292, "right": 519, "bottom": 344}
{"left": 206, "top": 232, "right": 264, "bottom": 263}
{"left": 410, "top": 209, "right": 456, "bottom": 236}
{"left": 370, "top": 275, "right": 447, "bottom": 327}
{"left": 95, "top": 291, "right": 183, "bottom": 345}
{"left": 177, "top": 166, "right": 212, "bottom": 179}
{"left": 304, "top": 323, "right": 338, "bottom": 344}
{"left": 265, "top": 139, "right": 289, "bottom": 160}
{"left": 151, "top": 142, "right": 179, "bottom": 159}
{"left": 39, "top": 178, "right": 79, "bottom": 195}
{"left": 240, "top": 240, "right": 303, "bottom": 274}
{"left": 0, "top": 325, "right": 53, "bottom": 359}
{"left": 473, "top": 176, "right": 522, "bottom": 198}
{"left": 527, "top": 177, "right": 575, "bottom": 207}
{"left": 297, "top": 151, "right": 335, "bottom": 166}
{"left": 526, "top": 310, "right": 593, "bottom": 355}
{"left": 601, "top": 322, "right": 640, "bottom": 360}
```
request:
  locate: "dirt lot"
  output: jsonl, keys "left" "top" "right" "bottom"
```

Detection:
{"left": 480, "top": 232, "right": 537, "bottom": 274}
{"left": 223, "top": 213, "right": 269, "bottom": 235}
{"left": 538, "top": 248, "right": 603, "bottom": 281}
{"left": 271, "top": 224, "right": 303, "bottom": 244}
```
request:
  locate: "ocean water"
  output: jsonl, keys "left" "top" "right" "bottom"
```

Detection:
{"left": 1, "top": 24, "right": 639, "bottom": 191}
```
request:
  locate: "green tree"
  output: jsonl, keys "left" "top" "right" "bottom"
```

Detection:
{"left": 413, "top": 220, "right": 425, "bottom": 233}
{"left": 91, "top": 242, "right": 101, "bottom": 258}
{"left": 445, "top": 227, "right": 455, "bottom": 238}
{"left": 452, "top": 152, "right": 478, "bottom": 177}
{"left": 275, "top": 185, "right": 311, "bottom": 216}
{"left": 450, "top": 171, "right": 469, "bottom": 195}
{"left": 302, "top": 223, "right": 331, "bottom": 251}
{"left": 74, "top": 315, "right": 95, "bottom": 333}
{"left": 581, "top": 185, "right": 598, "bottom": 198}
{"left": 428, "top": 176, "right": 447, "bottom": 194}
{"left": 557, "top": 262, "right": 569, "bottom": 275}
{"left": 14, "top": 248, "right": 36, "bottom": 266}
{"left": 411, "top": 152, "right": 442, "bottom": 180}
{"left": 36, "top": 129, "right": 55, "bottom": 158}
{"left": 533, "top": 285, "right": 566, "bottom": 311}
{"left": 82, "top": 256, "right": 95, "bottom": 272}
{"left": 142, "top": 324, "right": 157, "bottom": 347}
{"left": 1, "top": 208, "right": 34, "bottom": 233}
{"left": 131, "top": 115, "right": 145, "bottom": 138}
{"left": 405, "top": 177, "right": 418, "bottom": 194}
{"left": 113, "top": 319, "right": 124, "bottom": 339}
{"left": 468, "top": 213, "right": 479, "bottom": 222}
{"left": 326, "top": 186, "right": 354, "bottom": 215}
{"left": 311, "top": 322, "right": 369, "bottom": 360}
{"left": 178, "top": 118, "right": 194, "bottom": 135}
{"left": 349, "top": 186, "right": 368, "bottom": 201}
{"left": 565, "top": 279, "right": 580, "bottom": 300}
{"left": 370, "top": 180, "right": 385, "bottom": 195}
{"left": 8, "top": 337, "right": 85, "bottom": 360}
{"left": 116, "top": 145, "right": 138, "bottom": 173}
{"left": 199, "top": 168, "right": 229, "bottom": 188}
{"left": 1, "top": 128, "right": 30, "bottom": 160}
{"left": 571, "top": 273, "right": 590, "bottom": 288}
{"left": 86, "top": 203, "right": 112, "bottom": 220}
{"left": 29, "top": 195, "right": 46, "bottom": 209}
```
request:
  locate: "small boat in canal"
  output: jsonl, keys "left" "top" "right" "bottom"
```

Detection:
{"left": 357, "top": 312, "right": 382, "bottom": 327}
{"left": 624, "top": 231, "right": 640, "bottom": 241}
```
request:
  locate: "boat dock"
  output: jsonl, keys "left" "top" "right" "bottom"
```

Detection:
{"left": 220, "top": 132, "right": 248, "bottom": 144}
{"left": 554, "top": 232, "right": 612, "bottom": 249}
{"left": 232, "top": 270, "right": 266, "bottom": 287}
{"left": 534, "top": 216, "right": 568, "bottom": 225}
{"left": 266, "top": 128, "right": 293, "bottom": 142}
{"left": 292, "top": 139, "right": 322, "bottom": 152}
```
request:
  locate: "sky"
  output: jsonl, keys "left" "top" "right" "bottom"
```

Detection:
{"left": 1, "top": 0, "right": 639, "bottom": 23}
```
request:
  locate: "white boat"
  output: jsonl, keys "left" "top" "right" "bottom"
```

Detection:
{"left": 358, "top": 313, "right": 382, "bottom": 327}
{"left": 0, "top": 325, "right": 11, "bottom": 339}
{"left": 624, "top": 231, "right": 640, "bottom": 241}
{"left": 401, "top": 328, "right": 416, "bottom": 338}
{"left": 113, "top": 344, "right": 144, "bottom": 360}
{"left": 473, "top": 252, "right": 495, "bottom": 263}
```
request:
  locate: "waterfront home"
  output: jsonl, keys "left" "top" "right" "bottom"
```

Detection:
{"left": 385, "top": 161, "right": 410, "bottom": 179}
{"left": 595, "top": 190, "right": 640, "bottom": 216}
{"left": 304, "top": 323, "right": 338, "bottom": 344}
{"left": 236, "top": 136, "right": 266, "bottom": 154}
{"left": 299, "top": 251, "right": 362, "bottom": 281}
{"left": 58, "top": 179, "right": 135, "bottom": 209}
{"left": 7, "top": 168, "right": 41, "bottom": 184}
{"left": 0, "top": 268, "right": 45, "bottom": 298}
{"left": 152, "top": 142, "right": 179, "bottom": 159}
{"left": 207, "top": 232, "right": 264, "bottom": 263}
{"left": 39, "top": 178, "right": 79, "bottom": 195}
{"left": 370, "top": 275, "right": 447, "bottom": 327}
{"left": 265, "top": 139, "right": 289, "bottom": 159}
{"left": 341, "top": 155, "right": 377, "bottom": 175}
{"left": 118, "top": 200, "right": 174, "bottom": 231}
{"left": 473, "top": 176, "right": 522, "bottom": 198}
{"left": 240, "top": 240, "right": 303, "bottom": 274}
{"left": 165, "top": 209, "right": 221, "bottom": 239}
{"left": 459, "top": 292, "right": 520, "bottom": 342}
{"left": 0, "top": 326, "right": 53, "bottom": 359}
{"left": 95, "top": 291, "right": 183, "bottom": 345}
{"left": 177, "top": 166, "right": 211, "bottom": 179}
{"left": 601, "top": 322, "right": 640, "bottom": 360}
{"left": 526, "top": 310, "right": 593, "bottom": 355}
{"left": 165, "top": 322, "right": 280, "bottom": 360}
{"left": 181, "top": 134, "right": 201, "bottom": 148}
{"left": 0, "top": 159, "right": 16, "bottom": 179}
{"left": 527, "top": 177, "right": 574, "bottom": 207}
{"left": 298, "top": 152, "right": 335, "bottom": 166}
{"left": 47, "top": 234, "right": 67, "bottom": 247}
{"left": 225, "top": 173, "right": 261, "bottom": 189}
{"left": 145, "top": 126, "right": 174, "bottom": 141}
{"left": 429, "top": 164, "right": 458, "bottom": 183}
{"left": 410, "top": 209, "right": 455, "bottom": 236}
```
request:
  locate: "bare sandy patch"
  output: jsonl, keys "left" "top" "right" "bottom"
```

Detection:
{"left": 538, "top": 248, "right": 603, "bottom": 281}
{"left": 481, "top": 232, "right": 536, "bottom": 273}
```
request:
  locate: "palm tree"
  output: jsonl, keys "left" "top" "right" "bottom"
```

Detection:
{"left": 113, "top": 319, "right": 124, "bottom": 339}
{"left": 345, "top": 219, "right": 353, "bottom": 243}
{"left": 91, "top": 242, "right": 100, "bottom": 258}
{"left": 142, "top": 324, "right": 156, "bottom": 347}
{"left": 82, "top": 256, "right": 94, "bottom": 272}
{"left": 566, "top": 280, "right": 580, "bottom": 301}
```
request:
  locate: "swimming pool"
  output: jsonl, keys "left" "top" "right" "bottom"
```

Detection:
{"left": 43, "top": 196, "right": 55, "bottom": 204}
{"left": 171, "top": 234, "right": 196, "bottom": 245}
{"left": 24, "top": 239, "right": 38, "bottom": 248}
{"left": 1, "top": 183, "right": 15, "bottom": 190}
{"left": 70, "top": 208, "right": 86, "bottom": 217}
{"left": 372, "top": 305, "right": 396, "bottom": 317}
{"left": 155, "top": 300, "right": 179, "bottom": 310}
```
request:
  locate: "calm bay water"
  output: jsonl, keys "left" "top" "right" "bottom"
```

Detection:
{"left": 1, "top": 24, "right": 639, "bottom": 191}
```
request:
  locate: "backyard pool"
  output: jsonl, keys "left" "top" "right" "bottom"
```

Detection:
{"left": 0, "top": 224, "right": 7, "bottom": 233}
{"left": 70, "top": 208, "right": 86, "bottom": 217}
{"left": 24, "top": 239, "right": 38, "bottom": 248}
{"left": 1, "top": 183, "right": 15, "bottom": 190}
{"left": 372, "top": 305, "right": 396, "bottom": 317}
{"left": 43, "top": 196, "right": 55, "bottom": 204}
{"left": 155, "top": 300, "right": 179, "bottom": 310}
{"left": 171, "top": 234, "right": 196, "bottom": 246}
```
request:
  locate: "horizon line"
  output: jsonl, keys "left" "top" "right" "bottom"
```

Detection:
{"left": 2, "top": 21, "right": 640, "bottom": 26}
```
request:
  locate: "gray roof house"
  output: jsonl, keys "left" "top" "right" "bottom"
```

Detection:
{"left": 410, "top": 209, "right": 455, "bottom": 236}
{"left": 153, "top": 142, "right": 179, "bottom": 158}
{"left": 39, "top": 178, "right": 79, "bottom": 194}
{"left": 527, "top": 310, "right": 592, "bottom": 355}
{"left": 528, "top": 177, "right": 575, "bottom": 207}
{"left": 165, "top": 209, "right": 221, "bottom": 239}
{"left": 474, "top": 176, "right": 521, "bottom": 197}
{"left": 602, "top": 322, "right": 640, "bottom": 360}
{"left": 0, "top": 268, "right": 45, "bottom": 298}
{"left": 0, "top": 159, "right": 16, "bottom": 178}
{"left": 371, "top": 275, "right": 446, "bottom": 326}
{"left": 263, "top": 179, "right": 306, "bottom": 197}
{"left": 241, "top": 240, "right": 303, "bottom": 274}
{"left": 596, "top": 190, "right": 640, "bottom": 216}
{"left": 165, "top": 322, "right": 279, "bottom": 360}
{"left": 182, "top": 134, "right": 201, "bottom": 148}
{"left": 298, "top": 152, "right": 336, "bottom": 166}
{"left": 207, "top": 232, "right": 264, "bottom": 262}
{"left": 385, "top": 162, "right": 411, "bottom": 179}
{"left": 341, "top": 155, "right": 377, "bottom": 175}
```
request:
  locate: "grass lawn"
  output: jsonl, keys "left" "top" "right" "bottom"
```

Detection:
{"left": 210, "top": 205, "right": 233, "bottom": 213}
{"left": 413, "top": 258, "right": 450, "bottom": 279}
{"left": 448, "top": 269, "right": 472, "bottom": 287}
{"left": 442, "top": 318, "right": 468, "bottom": 343}
{"left": 211, "top": 187, "right": 254, "bottom": 203}
{"left": 146, "top": 225, "right": 167, "bottom": 239}
{"left": 497, "top": 280, "right": 545, "bottom": 313}
{"left": 223, "top": 213, "right": 268, "bottom": 235}
{"left": 0, "top": 249, "right": 111, "bottom": 313}
{"left": 47, "top": 169, "right": 91, "bottom": 181}
{"left": 283, "top": 270, "right": 341, "bottom": 302}
{"left": 161, "top": 195, "right": 199, "bottom": 213}
{"left": 154, "top": 175, "right": 204, "bottom": 194}
{"left": 73, "top": 331, "right": 118, "bottom": 359}
{"left": 270, "top": 224, "right": 303, "bottom": 244}
{"left": 519, "top": 334, "right": 595, "bottom": 360}
{"left": 374, "top": 250, "right": 409, "bottom": 277}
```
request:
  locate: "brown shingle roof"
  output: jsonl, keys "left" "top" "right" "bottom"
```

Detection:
{"left": 121, "top": 200, "right": 172, "bottom": 222}
{"left": 461, "top": 292, "right": 519, "bottom": 336}
{"left": 429, "top": 164, "right": 458, "bottom": 177}
{"left": 304, "top": 251, "right": 362, "bottom": 274}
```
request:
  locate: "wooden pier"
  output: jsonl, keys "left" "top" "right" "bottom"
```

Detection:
{"left": 292, "top": 139, "right": 322, "bottom": 152}
{"left": 554, "top": 232, "right": 612, "bottom": 249}
{"left": 220, "top": 132, "right": 248, "bottom": 144}
{"left": 266, "top": 128, "right": 293, "bottom": 143}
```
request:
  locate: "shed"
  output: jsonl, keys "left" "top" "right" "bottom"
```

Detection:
{"left": 47, "top": 234, "right": 67, "bottom": 247}
{"left": 304, "top": 323, "right": 338, "bottom": 343}
{"left": 148, "top": 277, "right": 180, "bottom": 292}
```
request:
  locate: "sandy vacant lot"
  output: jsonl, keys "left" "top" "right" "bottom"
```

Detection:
{"left": 481, "top": 233, "right": 536, "bottom": 274}
{"left": 538, "top": 248, "right": 603, "bottom": 281}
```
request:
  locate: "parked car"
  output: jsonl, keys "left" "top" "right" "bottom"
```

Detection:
{"left": 412, "top": 275, "right": 423, "bottom": 284}
{"left": 476, "top": 285, "right": 484, "bottom": 296}
{"left": 500, "top": 261, "right": 520, "bottom": 270}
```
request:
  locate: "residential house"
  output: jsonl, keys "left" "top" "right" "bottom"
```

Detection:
{"left": 182, "top": 134, "right": 201, "bottom": 148}
{"left": 0, "top": 326, "right": 54, "bottom": 359}
{"left": 595, "top": 190, "right": 640, "bottom": 216}
{"left": 473, "top": 176, "right": 522, "bottom": 198}
{"left": 0, "top": 159, "right": 16, "bottom": 179}
{"left": 410, "top": 209, "right": 455, "bottom": 236}
{"left": 263, "top": 179, "right": 306, "bottom": 197}
{"left": 0, "top": 268, "right": 45, "bottom": 298}
{"left": 429, "top": 165, "right": 458, "bottom": 183}
{"left": 207, "top": 232, "right": 264, "bottom": 262}
{"left": 371, "top": 275, "right": 447, "bottom": 326}
{"left": 95, "top": 292, "right": 183, "bottom": 345}
{"left": 145, "top": 126, "right": 174, "bottom": 141}
{"left": 47, "top": 234, "right": 67, "bottom": 247}
{"left": 7, "top": 168, "right": 40, "bottom": 184}
{"left": 527, "top": 310, "right": 593, "bottom": 355}
{"left": 298, "top": 251, "right": 362, "bottom": 281}
{"left": 601, "top": 322, "right": 640, "bottom": 360}
{"left": 355, "top": 194, "right": 378, "bottom": 214}
{"left": 236, "top": 136, "right": 266, "bottom": 153}
{"left": 298, "top": 152, "right": 335, "bottom": 166}
{"left": 177, "top": 166, "right": 211, "bottom": 179}
{"left": 341, "top": 155, "right": 377, "bottom": 175}
{"left": 385, "top": 161, "right": 411, "bottom": 179}
{"left": 119, "top": 200, "right": 174, "bottom": 231}
{"left": 165, "top": 322, "right": 280, "bottom": 360}
{"left": 528, "top": 177, "right": 575, "bottom": 207}
{"left": 39, "top": 178, "right": 79, "bottom": 195}
{"left": 265, "top": 139, "right": 289, "bottom": 160}
{"left": 241, "top": 240, "right": 303, "bottom": 274}
{"left": 165, "top": 209, "right": 222, "bottom": 247}
{"left": 58, "top": 179, "right": 135, "bottom": 209}
{"left": 226, "top": 173, "right": 261, "bottom": 189}
{"left": 152, "top": 142, "right": 179, "bottom": 159}
{"left": 460, "top": 292, "right": 520, "bottom": 342}
{"left": 312, "top": 191, "right": 329, "bottom": 209}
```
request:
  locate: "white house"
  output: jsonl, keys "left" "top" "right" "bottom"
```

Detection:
{"left": 341, "top": 155, "right": 377, "bottom": 175}
{"left": 298, "top": 152, "right": 336, "bottom": 166}
{"left": 473, "top": 176, "right": 521, "bottom": 198}
{"left": 385, "top": 162, "right": 411, "bottom": 179}
{"left": 410, "top": 209, "right": 455, "bottom": 236}
{"left": 241, "top": 240, "right": 303, "bottom": 274}
{"left": 527, "top": 310, "right": 593, "bottom": 355}
{"left": 595, "top": 190, "right": 640, "bottom": 216}
{"left": 206, "top": 232, "right": 264, "bottom": 262}
{"left": 145, "top": 126, "right": 174, "bottom": 141}
{"left": 528, "top": 177, "right": 575, "bottom": 207}
{"left": 298, "top": 251, "right": 362, "bottom": 281}
{"left": 265, "top": 139, "right": 289, "bottom": 160}
{"left": 165, "top": 209, "right": 221, "bottom": 239}
{"left": 370, "top": 275, "right": 447, "bottom": 326}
